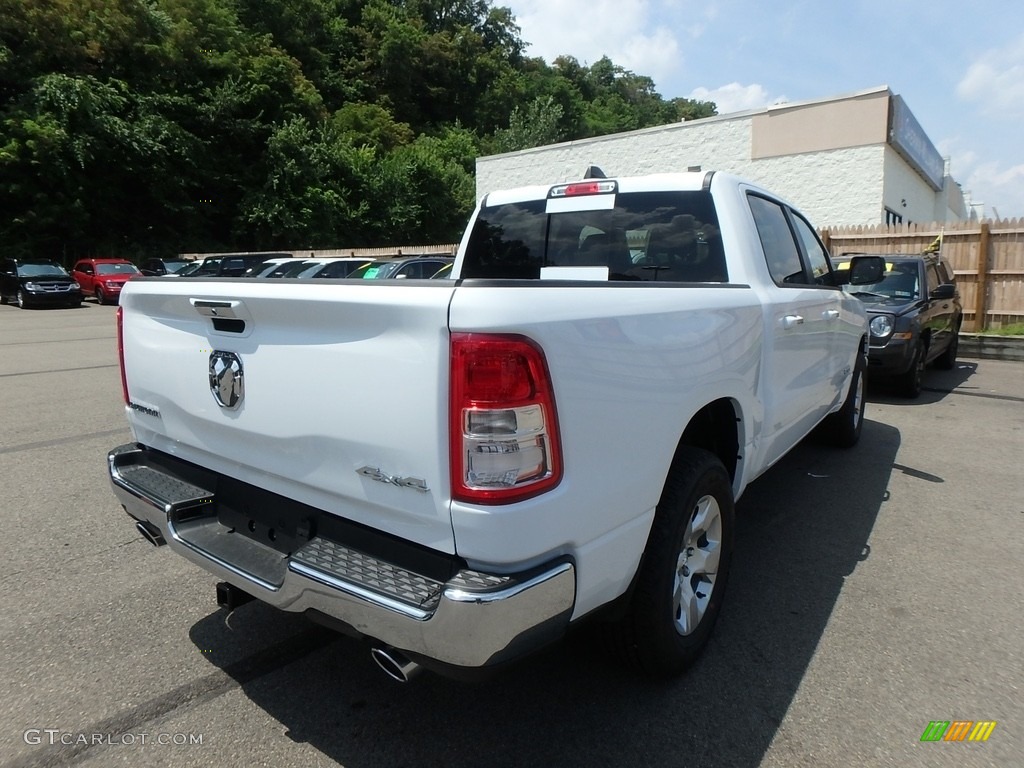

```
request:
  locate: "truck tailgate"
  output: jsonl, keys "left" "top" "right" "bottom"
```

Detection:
{"left": 118, "top": 278, "right": 457, "bottom": 553}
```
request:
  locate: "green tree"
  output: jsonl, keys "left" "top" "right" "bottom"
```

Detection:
{"left": 0, "top": 0, "right": 716, "bottom": 260}
{"left": 492, "top": 95, "right": 565, "bottom": 153}
{"left": 672, "top": 96, "right": 717, "bottom": 122}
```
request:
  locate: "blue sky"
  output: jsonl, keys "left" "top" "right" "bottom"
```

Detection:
{"left": 503, "top": 0, "right": 1024, "bottom": 220}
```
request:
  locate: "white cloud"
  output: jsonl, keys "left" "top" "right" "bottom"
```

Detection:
{"left": 508, "top": 0, "right": 700, "bottom": 91}
{"left": 938, "top": 135, "right": 1024, "bottom": 219}
{"left": 956, "top": 33, "right": 1024, "bottom": 117}
{"left": 512, "top": 0, "right": 654, "bottom": 62}
{"left": 688, "top": 83, "right": 784, "bottom": 114}
{"left": 963, "top": 161, "right": 1024, "bottom": 219}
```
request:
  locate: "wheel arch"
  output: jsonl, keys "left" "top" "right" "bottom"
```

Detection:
{"left": 675, "top": 398, "right": 742, "bottom": 486}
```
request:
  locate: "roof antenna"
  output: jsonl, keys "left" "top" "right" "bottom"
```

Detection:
{"left": 582, "top": 165, "right": 607, "bottom": 179}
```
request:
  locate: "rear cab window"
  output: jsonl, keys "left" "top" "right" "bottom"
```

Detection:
{"left": 461, "top": 190, "right": 727, "bottom": 283}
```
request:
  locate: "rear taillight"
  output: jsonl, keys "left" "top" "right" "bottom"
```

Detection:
{"left": 450, "top": 333, "right": 562, "bottom": 504}
{"left": 116, "top": 306, "right": 129, "bottom": 405}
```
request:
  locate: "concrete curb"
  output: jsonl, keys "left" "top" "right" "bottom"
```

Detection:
{"left": 960, "top": 334, "right": 1024, "bottom": 363}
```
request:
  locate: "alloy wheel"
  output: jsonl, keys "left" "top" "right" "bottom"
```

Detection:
{"left": 673, "top": 494, "right": 723, "bottom": 636}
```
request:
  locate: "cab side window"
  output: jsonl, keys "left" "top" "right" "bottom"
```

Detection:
{"left": 790, "top": 213, "right": 833, "bottom": 284}
{"left": 749, "top": 194, "right": 805, "bottom": 285}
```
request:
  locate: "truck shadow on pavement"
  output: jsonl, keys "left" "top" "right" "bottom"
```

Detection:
{"left": 189, "top": 419, "right": 900, "bottom": 768}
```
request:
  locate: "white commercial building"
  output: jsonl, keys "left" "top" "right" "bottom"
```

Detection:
{"left": 476, "top": 86, "right": 968, "bottom": 227}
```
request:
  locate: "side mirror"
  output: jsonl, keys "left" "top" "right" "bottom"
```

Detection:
{"left": 930, "top": 283, "right": 956, "bottom": 300}
{"left": 844, "top": 255, "right": 885, "bottom": 285}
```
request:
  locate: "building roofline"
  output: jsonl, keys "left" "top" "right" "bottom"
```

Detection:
{"left": 478, "top": 85, "right": 897, "bottom": 163}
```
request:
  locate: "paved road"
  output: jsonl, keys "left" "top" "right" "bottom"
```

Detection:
{"left": 1, "top": 300, "right": 1021, "bottom": 768}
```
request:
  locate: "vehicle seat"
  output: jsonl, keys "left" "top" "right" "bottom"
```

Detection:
{"left": 573, "top": 233, "right": 634, "bottom": 277}
{"left": 643, "top": 228, "right": 727, "bottom": 282}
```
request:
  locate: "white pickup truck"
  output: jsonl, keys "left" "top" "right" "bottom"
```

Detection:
{"left": 108, "top": 170, "right": 883, "bottom": 682}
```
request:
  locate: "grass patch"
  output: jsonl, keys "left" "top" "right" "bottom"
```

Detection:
{"left": 977, "top": 323, "right": 1024, "bottom": 336}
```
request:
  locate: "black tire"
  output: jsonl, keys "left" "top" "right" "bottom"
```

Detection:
{"left": 608, "top": 447, "right": 735, "bottom": 677}
{"left": 934, "top": 326, "right": 959, "bottom": 370}
{"left": 95, "top": 287, "right": 106, "bottom": 305}
{"left": 896, "top": 341, "right": 925, "bottom": 398}
{"left": 17, "top": 290, "right": 29, "bottom": 309}
{"left": 0, "top": 293, "right": 7, "bottom": 305}
{"left": 818, "top": 351, "right": 866, "bottom": 448}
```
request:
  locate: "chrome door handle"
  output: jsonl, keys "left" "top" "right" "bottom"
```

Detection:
{"left": 824, "top": 309, "right": 840, "bottom": 320}
{"left": 782, "top": 315, "right": 805, "bottom": 329}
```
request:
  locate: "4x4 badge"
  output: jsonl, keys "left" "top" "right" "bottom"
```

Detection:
{"left": 209, "top": 351, "right": 244, "bottom": 409}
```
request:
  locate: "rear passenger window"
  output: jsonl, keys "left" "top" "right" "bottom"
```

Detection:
{"left": 790, "top": 214, "right": 832, "bottom": 284}
{"left": 748, "top": 195, "right": 805, "bottom": 285}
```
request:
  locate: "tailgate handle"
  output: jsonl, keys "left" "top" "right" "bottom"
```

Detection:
{"left": 190, "top": 298, "right": 242, "bottom": 319}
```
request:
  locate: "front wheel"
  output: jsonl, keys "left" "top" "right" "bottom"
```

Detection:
{"left": 897, "top": 341, "right": 925, "bottom": 398}
{"left": 17, "top": 290, "right": 28, "bottom": 309}
{"left": 95, "top": 287, "right": 106, "bottom": 305}
{"left": 609, "top": 447, "right": 735, "bottom": 677}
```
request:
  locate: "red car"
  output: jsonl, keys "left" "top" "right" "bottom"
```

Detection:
{"left": 71, "top": 258, "right": 141, "bottom": 305}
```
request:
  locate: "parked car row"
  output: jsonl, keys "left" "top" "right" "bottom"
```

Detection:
{"left": 245, "top": 255, "right": 454, "bottom": 280}
{"left": 1, "top": 254, "right": 455, "bottom": 311}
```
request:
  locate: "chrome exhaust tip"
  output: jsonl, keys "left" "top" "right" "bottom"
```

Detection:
{"left": 371, "top": 646, "right": 422, "bottom": 683}
{"left": 135, "top": 520, "right": 166, "bottom": 547}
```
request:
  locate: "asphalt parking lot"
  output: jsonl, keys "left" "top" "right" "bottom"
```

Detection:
{"left": 1, "top": 300, "right": 1021, "bottom": 768}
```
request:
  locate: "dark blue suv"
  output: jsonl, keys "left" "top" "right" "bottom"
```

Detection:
{"left": 837, "top": 253, "right": 962, "bottom": 397}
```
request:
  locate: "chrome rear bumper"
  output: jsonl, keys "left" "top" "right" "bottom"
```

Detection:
{"left": 108, "top": 443, "right": 575, "bottom": 669}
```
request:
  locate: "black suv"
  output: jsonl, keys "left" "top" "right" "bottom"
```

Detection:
{"left": 0, "top": 257, "right": 83, "bottom": 309}
{"left": 838, "top": 253, "right": 962, "bottom": 397}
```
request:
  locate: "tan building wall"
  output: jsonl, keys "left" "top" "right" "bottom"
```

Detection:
{"left": 751, "top": 89, "right": 890, "bottom": 158}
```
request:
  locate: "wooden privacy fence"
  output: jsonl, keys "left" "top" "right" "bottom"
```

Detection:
{"left": 820, "top": 219, "right": 1024, "bottom": 332}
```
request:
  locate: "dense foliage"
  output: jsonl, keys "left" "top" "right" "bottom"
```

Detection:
{"left": 0, "top": 0, "right": 716, "bottom": 260}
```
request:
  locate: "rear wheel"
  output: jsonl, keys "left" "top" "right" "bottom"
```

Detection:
{"left": 819, "top": 351, "right": 866, "bottom": 447}
{"left": 608, "top": 447, "right": 734, "bottom": 677}
{"left": 935, "top": 326, "right": 959, "bottom": 370}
